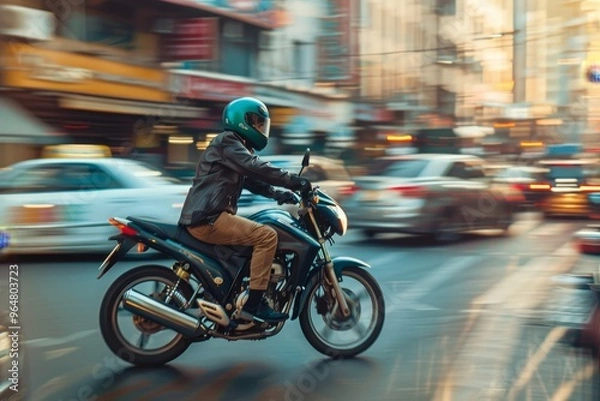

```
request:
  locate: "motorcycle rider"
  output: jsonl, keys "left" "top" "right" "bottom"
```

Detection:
{"left": 179, "top": 97, "right": 311, "bottom": 323}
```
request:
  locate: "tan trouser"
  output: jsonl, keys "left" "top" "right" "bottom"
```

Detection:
{"left": 186, "top": 212, "right": 277, "bottom": 290}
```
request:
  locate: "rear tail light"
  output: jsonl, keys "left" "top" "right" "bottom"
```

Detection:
{"left": 580, "top": 185, "right": 600, "bottom": 192}
{"left": 339, "top": 184, "right": 359, "bottom": 197}
{"left": 389, "top": 185, "right": 427, "bottom": 198}
{"left": 109, "top": 218, "right": 138, "bottom": 236}
{"left": 511, "top": 183, "right": 528, "bottom": 192}
{"left": 529, "top": 183, "right": 551, "bottom": 190}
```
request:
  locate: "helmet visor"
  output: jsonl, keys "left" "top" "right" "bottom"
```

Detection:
{"left": 247, "top": 113, "right": 270, "bottom": 138}
{"left": 259, "top": 117, "right": 271, "bottom": 138}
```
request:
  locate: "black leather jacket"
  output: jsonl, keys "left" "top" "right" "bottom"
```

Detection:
{"left": 179, "top": 131, "right": 303, "bottom": 227}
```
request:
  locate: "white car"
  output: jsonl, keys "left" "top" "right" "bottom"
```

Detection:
{"left": 0, "top": 158, "right": 189, "bottom": 255}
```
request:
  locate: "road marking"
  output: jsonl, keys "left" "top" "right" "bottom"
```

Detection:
{"left": 24, "top": 329, "right": 97, "bottom": 347}
{"left": 506, "top": 326, "right": 569, "bottom": 401}
{"left": 45, "top": 346, "right": 79, "bottom": 360}
{"left": 548, "top": 361, "right": 596, "bottom": 401}
{"left": 509, "top": 217, "right": 542, "bottom": 236}
{"left": 386, "top": 255, "right": 480, "bottom": 313}
{"left": 528, "top": 222, "right": 573, "bottom": 237}
{"left": 435, "top": 238, "right": 581, "bottom": 401}
{"left": 472, "top": 243, "right": 579, "bottom": 309}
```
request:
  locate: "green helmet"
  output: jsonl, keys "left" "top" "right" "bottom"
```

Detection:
{"left": 222, "top": 97, "right": 271, "bottom": 151}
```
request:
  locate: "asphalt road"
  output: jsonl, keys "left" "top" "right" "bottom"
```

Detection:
{"left": 2, "top": 213, "right": 599, "bottom": 401}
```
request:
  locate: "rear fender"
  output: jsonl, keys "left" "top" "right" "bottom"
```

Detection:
{"left": 97, "top": 234, "right": 137, "bottom": 279}
{"left": 290, "top": 256, "right": 370, "bottom": 320}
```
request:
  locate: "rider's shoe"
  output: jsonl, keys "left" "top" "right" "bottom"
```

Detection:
{"left": 242, "top": 290, "right": 288, "bottom": 323}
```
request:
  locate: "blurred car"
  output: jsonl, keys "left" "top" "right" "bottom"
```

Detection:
{"left": 573, "top": 224, "right": 600, "bottom": 254}
{"left": 342, "top": 154, "right": 519, "bottom": 242}
{"left": 41, "top": 143, "right": 112, "bottom": 158}
{"left": 491, "top": 165, "right": 549, "bottom": 210}
{"left": 237, "top": 155, "right": 355, "bottom": 217}
{"left": 0, "top": 158, "right": 189, "bottom": 255}
{"left": 529, "top": 159, "right": 600, "bottom": 217}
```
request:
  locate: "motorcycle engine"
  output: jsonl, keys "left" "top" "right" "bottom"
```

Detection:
{"left": 233, "top": 261, "right": 287, "bottom": 316}
{"left": 235, "top": 288, "right": 249, "bottom": 312}
{"left": 270, "top": 262, "right": 286, "bottom": 283}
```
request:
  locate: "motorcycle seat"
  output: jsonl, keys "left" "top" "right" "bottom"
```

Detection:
{"left": 126, "top": 216, "right": 252, "bottom": 259}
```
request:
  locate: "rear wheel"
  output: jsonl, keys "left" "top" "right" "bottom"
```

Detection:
{"left": 299, "top": 266, "right": 385, "bottom": 358}
{"left": 99, "top": 265, "right": 195, "bottom": 367}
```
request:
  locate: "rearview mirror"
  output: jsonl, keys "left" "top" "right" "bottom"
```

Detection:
{"left": 302, "top": 148, "right": 311, "bottom": 168}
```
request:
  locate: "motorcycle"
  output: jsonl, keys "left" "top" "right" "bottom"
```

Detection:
{"left": 97, "top": 150, "right": 385, "bottom": 367}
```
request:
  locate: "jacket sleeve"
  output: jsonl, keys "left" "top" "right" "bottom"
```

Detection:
{"left": 244, "top": 176, "right": 276, "bottom": 198}
{"left": 222, "top": 135, "right": 302, "bottom": 189}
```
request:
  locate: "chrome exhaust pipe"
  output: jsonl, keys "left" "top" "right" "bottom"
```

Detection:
{"left": 122, "top": 289, "right": 207, "bottom": 337}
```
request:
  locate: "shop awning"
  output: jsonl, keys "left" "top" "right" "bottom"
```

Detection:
{"left": 59, "top": 94, "right": 205, "bottom": 119}
{"left": 154, "top": 0, "right": 276, "bottom": 30}
{"left": 0, "top": 98, "right": 66, "bottom": 144}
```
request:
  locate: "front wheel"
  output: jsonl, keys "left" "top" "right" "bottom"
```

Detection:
{"left": 299, "top": 266, "right": 385, "bottom": 358}
{"left": 99, "top": 265, "right": 195, "bottom": 367}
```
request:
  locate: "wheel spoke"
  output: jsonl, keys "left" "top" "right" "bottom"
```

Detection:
{"left": 351, "top": 320, "right": 369, "bottom": 339}
{"left": 137, "top": 333, "right": 150, "bottom": 349}
{"left": 321, "top": 319, "right": 334, "bottom": 341}
{"left": 354, "top": 288, "right": 370, "bottom": 303}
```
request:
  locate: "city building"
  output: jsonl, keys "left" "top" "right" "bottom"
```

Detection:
{"left": 0, "top": 0, "right": 208, "bottom": 167}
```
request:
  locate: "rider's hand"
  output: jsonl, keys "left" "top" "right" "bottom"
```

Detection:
{"left": 290, "top": 175, "right": 312, "bottom": 194}
{"left": 298, "top": 178, "right": 312, "bottom": 194}
{"left": 274, "top": 190, "right": 298, "bottom": 205}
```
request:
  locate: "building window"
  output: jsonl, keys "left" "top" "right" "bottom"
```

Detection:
{"left": 436, "top": 0, "right": 456, "bottom": 16}
{"left": 56, "top": 1, "right": 135, "bottom": 50}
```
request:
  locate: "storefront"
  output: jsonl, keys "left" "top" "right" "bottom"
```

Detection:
{"left": 166, "top": 71, "right": 355, "bottom": 160}
{"left": 0, "top": 42, "right": 203, "bottom": 165}
{"left": 352, "top": 103, "right": 398, "bottom": 163}
{"left": 168, "top": 71, "right": 254, "bottom": 162}
{"left": 253, "top": 85, "right": 354, "bottom": 155}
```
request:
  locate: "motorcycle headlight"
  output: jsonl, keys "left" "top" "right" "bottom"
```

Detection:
{"left": 335, "top": 204, "right": 348, "bottom": 236}
{"left": 321, "top": 204, "right": 347, "bottom": 236}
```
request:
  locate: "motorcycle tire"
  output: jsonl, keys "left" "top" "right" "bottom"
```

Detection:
{"left": 299, "top": 266, "right": 385, "bottom": 359}
{"left": 99, "top": 265, "right": 195, "bottom": 367}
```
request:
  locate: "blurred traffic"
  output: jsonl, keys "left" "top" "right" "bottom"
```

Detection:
{"left": 2, "top": 1, "right": 600, "bottom": 398}
{"left": 0, "top": 153, "right": 188, "bottom": 255}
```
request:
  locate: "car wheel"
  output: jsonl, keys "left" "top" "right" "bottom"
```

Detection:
{"left": 498, "top": 209, "right": 514, "bottom": 234}
{"left": 363, "top": 230, "right": 378, "bottom": 239}
{"left": 431, "top": 210, "right": 463, "bottom": 244}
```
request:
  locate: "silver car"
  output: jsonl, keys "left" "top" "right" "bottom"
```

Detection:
{"left": 238, "top": 155, "right": 355, "bottom": 217}
{"left": 342, "top": 154, "right": 517, "bottom": 242}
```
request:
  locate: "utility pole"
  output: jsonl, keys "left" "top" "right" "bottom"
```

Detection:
{"left": 513, "top": 0, "right": 527, "bottom": 104}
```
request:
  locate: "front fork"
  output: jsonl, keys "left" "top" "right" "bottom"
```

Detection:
{"left": 305, "top": 205, "right": 351, "bottom": 317}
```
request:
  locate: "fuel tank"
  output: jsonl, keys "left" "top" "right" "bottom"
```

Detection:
{"left": 249, "top": 209, "right": 320, "bottom": 252}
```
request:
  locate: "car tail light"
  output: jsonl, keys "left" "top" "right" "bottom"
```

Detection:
{"left": 511, "top": 183, "right": 529, "bottom": 192}
{"left": 339, "top": 184, "right": 359, "bottom": 197}
{"left": 580, "top": 185, "right": 600, "bottom": 192}
{"left": 529, "top": 183, "right": 551, "bottom": 191}
{"left": 389, "top": 185, "right": 426, "bottom": 198}
{"left": 109, "top": 218, "right": 138, "bottom": 236}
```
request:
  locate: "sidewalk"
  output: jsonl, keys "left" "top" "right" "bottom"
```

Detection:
{"left": 536, "top": 252, "right": 600, "bottom": 329}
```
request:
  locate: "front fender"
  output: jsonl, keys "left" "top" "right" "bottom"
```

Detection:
{"left": 290, "top": 256, "right": 371, "bottom": 320}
